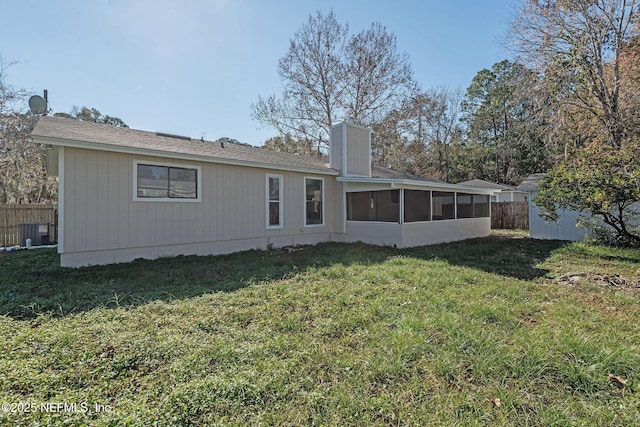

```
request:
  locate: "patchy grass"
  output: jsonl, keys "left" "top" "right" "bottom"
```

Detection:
{"left": 1, "top": 232, "right": 639, "bottom": 425}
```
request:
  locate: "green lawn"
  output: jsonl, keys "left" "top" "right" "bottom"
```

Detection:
{"left": 1, "top": 231, "right": 639, "bottom": 426}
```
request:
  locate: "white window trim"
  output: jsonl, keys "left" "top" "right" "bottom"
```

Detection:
{"left": 133, "top": 160, "right": 202, "bottom": 202}
{"left": 304, "top": 176, "right": 325, "bottom": 227}
{"left": 266, "top": 173, "right": 284, "bottom": 229}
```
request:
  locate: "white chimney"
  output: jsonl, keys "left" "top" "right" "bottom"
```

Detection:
{"left": 329, "top": 122, "right": 372, "bottom": 177}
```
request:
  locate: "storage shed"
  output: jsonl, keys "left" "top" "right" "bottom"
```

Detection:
{"left": 517, "top": 174, "right": 589, "bottom": 241}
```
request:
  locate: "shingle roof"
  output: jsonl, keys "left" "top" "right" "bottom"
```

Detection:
{"left": 32, "top": 116, "right": 335, "bottom": 174}
{"left": 370, "top": 166, "right": 441, "bottom": 183}
{"left": 32, "top": 116, "right": 459, "bottom": 183}
{"left": 458, "top": 178, "right": 518, "bottom": 191}
{"left": 516, "top": 173, "right": 547, "bottom": 191}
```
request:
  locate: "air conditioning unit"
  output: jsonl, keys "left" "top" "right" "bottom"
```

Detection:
{"left": 20, "top": 222, "right": 51, "bottom": 247}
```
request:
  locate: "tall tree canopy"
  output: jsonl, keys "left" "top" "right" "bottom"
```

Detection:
{"left": 461, "top": 60, "right": 550, "bottom": 185}
{"left": 508, "top": 0, "right": 640, "bottom": 245}
{"left": 252, "top": 11, "right": 416, "bottom": 154}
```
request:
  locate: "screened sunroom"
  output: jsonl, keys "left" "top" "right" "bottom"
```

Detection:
{"left": 337, "top": 178, "right": 496, "bottom": 248}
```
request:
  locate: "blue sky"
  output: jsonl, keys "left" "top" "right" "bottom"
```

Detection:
{"left": 1, "top": 0, "right": 515, "bottom": 146}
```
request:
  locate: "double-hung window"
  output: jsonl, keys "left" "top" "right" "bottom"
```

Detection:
{"left": 134, "top": 161, "right": 200, "bottom": 201}
{"left": 266, "top": 174, "right": 283, "bottom": 229}
{"left": 304, "top": 177, "right": 324, "bottom": 226}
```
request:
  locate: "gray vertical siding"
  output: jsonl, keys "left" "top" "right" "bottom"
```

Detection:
{"left": 61, "top": 147, "right": 336, "bottom": 256}
{"left": 528, "top": 195, "right": 589, "bottom": 241}
{"left": 345, "top": 125, "right": 371, "bottom": 177}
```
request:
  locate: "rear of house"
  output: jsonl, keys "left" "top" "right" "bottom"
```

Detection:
{"left": 33, "top": 117, "right": 496, "bottom": 267}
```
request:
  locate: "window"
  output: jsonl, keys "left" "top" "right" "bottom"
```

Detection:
{"left": 432, "top": 191, "right": 455, "bottom": 220}
{"left": 404, "top": 190, "right": 431, "bottom": 222}
{"left": 346, "top": 190, "right": 400, "bottom": 222}
{"left": 473, "top": 194, "right": 490, "bottom": 218}
{"left": 135, "top": 162, "right": 199, "bottom": 201}
{"left": 346, "top": 191, "right": 372, "bottom": 221}
{"left": 457, "top": 193, "right": 473, "bottom": 218}
{"left": 305, "top": 177, "right": 324, "bottom": 226}
{"left": 457, "top": 193, "right": 490, "bottom": 218}
{"left": 266, "top": 174, "right": 283, "bottom": 228}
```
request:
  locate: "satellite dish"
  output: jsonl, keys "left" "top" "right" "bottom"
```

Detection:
{"left": 29, "top": 95, "right": 48, "bottom": 115}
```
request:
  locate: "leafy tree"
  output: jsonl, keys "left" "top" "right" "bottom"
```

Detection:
{"left": 252, "top": 11, "right": 416, "bottom": 155}
{"left": 461, "top": 60, "right": 550, "bottom": 185}
{"left": 508, "top": 0, "right": 640, "bottom": 246}
{"left": 262, "top": 135, "right": 316, "bottom": 156}
{"left": 536, "top": 145, "right": 640, "bottom": 246}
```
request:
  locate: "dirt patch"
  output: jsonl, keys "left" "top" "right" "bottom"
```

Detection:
{"left": 558, "top": 272, "right": 639, "bottom": 320}
{"left": 557, "top": 272, "right": 640, "bottom": 290}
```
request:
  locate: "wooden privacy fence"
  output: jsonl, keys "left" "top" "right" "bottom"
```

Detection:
{"left": 0, "top": 204, "right": 57, "bottom": 247}
{"left": 491, "top": 201, "right": 529, "bottom": 230}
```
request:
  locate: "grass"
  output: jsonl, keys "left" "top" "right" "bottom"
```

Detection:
{"left": 0, "top": 230, "right": 639, "bottom": 425}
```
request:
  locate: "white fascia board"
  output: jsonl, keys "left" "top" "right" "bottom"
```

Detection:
{"left": 32, "top": 135, "right": 339, "bottom": 177}
{"left": 336, "top": 176, "right": 498, "bottom": 195}
{"left": 390, "top": 181, "right": 499, "bottom": 195}
{"left": 336, "top": 176, "right": 401, "bottom": 184}
{"left": 342, "top": 123, "right": 348, "bottom": 176}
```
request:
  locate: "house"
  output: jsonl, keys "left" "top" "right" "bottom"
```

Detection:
{"left": 458, "top": 179, "right": 528, "bottom": 203}
{"left": 517, "top": 173, "right": 589, "bottom": 241}
{"left": 32, "top": 117, "right": 497, "bottom": 267}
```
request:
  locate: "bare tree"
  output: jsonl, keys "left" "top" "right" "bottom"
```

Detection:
{"left": 419, "top": 87, "right": 463, "bottom": 183}
{"left": 252, "top": 11, "right": 347, "bottom": 154}
{"left": 0, "top": 112, "right": 53, "bottom": 204}
{"left": 0, "top": 57, "right": 53, "bottom": 204}
{"left": 252, "top": 11, "right": 417, "bottom": 154}
{"left": 343, "top": 22, "right": 417, "bottom": 125}
{"left": 0, "top": 57, "right": 27, "bottom": 117}
{"left": 1, "top": 58, "right": 128, "bottom": 204}
{"left": 372, "top": 87, "right": 463, "bottom": 182}
{"left": 507, "top": 0, "right": 640, "bottom": 149}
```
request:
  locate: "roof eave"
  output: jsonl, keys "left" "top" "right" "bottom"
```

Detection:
{"left": 336, "top": 176, "right": 498, "bottom": 194}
